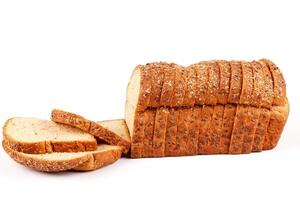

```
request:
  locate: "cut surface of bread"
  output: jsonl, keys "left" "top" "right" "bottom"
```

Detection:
{"left": 51, "top": 109, "right": 131, "bottom": 153}
{"left": 3, "top": 141, "right": 122, "bottom": 172}
{"left": 3, "top": 117, "right": 97, "bottom": 154}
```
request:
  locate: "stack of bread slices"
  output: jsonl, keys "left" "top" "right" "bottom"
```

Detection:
{"left": 2, "top": 110, "right": 131, "bottom": 172}
{"left": 125, "top": 59, "right": 289, "bottom": 158}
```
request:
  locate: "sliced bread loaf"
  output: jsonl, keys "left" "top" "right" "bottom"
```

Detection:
{"left": 51, "top": 109, "right": 131, "bottom": 153}
{"left": 3, "top": 141, "right": 122, "bottom": 172}
{"left": 3, "top": 117, "right": 97, "bottom": 154}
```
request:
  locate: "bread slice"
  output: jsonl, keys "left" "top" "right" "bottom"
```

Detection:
{"left": 252, "top": 108, "right": 271, "bottom": 152}
{"left": 130, "top": 111, "right": 147, "bottom": 158}
{"left": 142, "top": 109, "right": 156, "bottom": 157}
{"left": 228, "top": 61, "right": 243, "bottom": 104}
{"left": 172, "top": 66, "right": 186, "bottom": 107}
{"left": 3, "top": 117, "right": 97, "bottom": 154}
{"left": 263, "top": 99, "right": 289, "bottom": 150}
{"left": 149, "top": 62, "right": 166, "bottom": 107}
{"left": 220, "top": 104, "right": 237, "bottom": 153}
{"left": 258, "top": 60, "right": 274, "bottom": 108}
{"left": 3, "top": 141, "right": 121, "bottom": 172}
{"left": 191, "top": 63, "right": 208, "bottom": 105}
{"left": 165, "top": 108, "right": 179, "bottom": 156}
{"left": 153, "top": 108, "right": 169, "bottom": 157}
{"left": 198, "top": 106, "right": 214, "bottom": 154}
{"left": 183, "top": 67, "right": 197, "bottom": 107}
{"left": 241, "top": 106, "right": 260, "bottom": 153}
{"left": 218, "top": 60, "right": 231, "bottom": 104}
{"left": 240, "top": 61, "right": 254, "bottom": 106}
{"left": 261, "top": 59, "right": 286, "bottom": 106}
{"left": 251, "top": 61, "right": 264, "bottom": 107}
{"left": 160, "top": 63, "right": 176, "bottom": 107}
{"left": 186, "top": 107, "right": 200, "bottom": 155}
{"left": 206, "top": 105, "right": 224, "bottom": 154}
{"left": 51, "top": 109, "right": 131, "bottom": 153}
{"left": 205, "top": 61, "right": 219, "bottom": 105}
{"left": 229, "top": 105, "right": 247, "bottom": 154}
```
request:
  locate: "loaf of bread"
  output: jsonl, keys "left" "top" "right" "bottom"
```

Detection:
{"left": 125, "top": 59, "right": 289, "bottom": 158}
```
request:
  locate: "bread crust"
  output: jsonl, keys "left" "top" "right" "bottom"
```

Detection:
{"left": 3, "top": 118, "right": 97, "bottom": 154}
{"left": 160, "top": 63, "right": 175, "bottom": 107}
{"left": 263, "top": 99, "right": 289, "bottom": 150}
{"left": 251, "top": 61, "right": 264, "bottom": 107}
{"left": 152, "top": 108, "right": 169, "bottom": 157}
{"left": 241, "top": 106, "right": 260, "bottom": 153}
{"left": 130, "top": 111, "right": 147, "bottom": 158}
{"left": 258, "top": 60, "right": 274, "bottom": 108}
{"left": 142, "top": 109, "right": 156, "bottom": 157}
{"left": 174, "top": 108, "right": 190, "bottom": 156}
{"left": 218, "top": 61, "right": 231, "bottom": 104}
{"left": 192, "top": 63, "right": 208, "bottom": 105}
{"left": 149, "top": 62, "right": 165, "bottom": 107}
{"left": 74, "top": 146, "right": 122, "bottom": 171}
{"left": 228, "top": 61, "right": 242, "bottom": 104}
{"left": 2, "top": 140, "right": 90, "bottom": 172}
{"left": 186, "top": 107, "right": 201, "bottom": 155}
{"left": 252, "top": 108, "right": 270, "bottom": 152}
{"left": 240, "top": 61, "right": 254, "bottom": 106}
{"left": 135, "top": 65, "right": 152, "bottom": 111}
{"left": 206, "top": 105, "right": 224, "bottom": 154}
{"left": 51, "top": 109, "right": 131, "bottom": 153}
{"left": 220, "top": 104, "right": 237, "bottom": 153}
{"left": 261, "top": 59, "right": 286, "bottom": 106}
{"left": 198, "top": 106, "right": 214, "bottom": 154}
{"left": 183, "top": 67, "right": 197, "bottom": 107}
{"left": 205, "top": 61, "right": 219, "bottom": 105}
{"left": 165, "top": 108, "right": 178, "bottom": 156}
{"left": 229, "top": 105, "right": 247, "bottom": 154}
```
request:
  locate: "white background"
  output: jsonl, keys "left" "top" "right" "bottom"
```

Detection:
{"left": 0, "top": 0, "right": 299, "bottom": 199}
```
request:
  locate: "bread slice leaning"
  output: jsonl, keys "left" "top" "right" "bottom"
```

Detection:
{"left": 3, "top": 117, "right": 97, "bottom": 154}
{"left": 51, "top": 109, "right": 131, "bottom": 153}
{"left": 3, "top": 141, "right": 122, "bottom": 172}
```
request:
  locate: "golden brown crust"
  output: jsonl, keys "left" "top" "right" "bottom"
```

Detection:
{"left": 3, "top": 118, "right": 97, "bottom": 154}
{"left": 263, "top": 99, "right": 289, "bottom": 150}
{"left": 228, "top": 61, "right": 242, "bottom": 104}
{"left": 251, "top": 61, "right": 265, "bottom": 107}
{"left": 160, "top": 63, "right": 175, "bottom": 107}
{"left": 205, "top": 105, "right": 224, "bottom": 154}
{"left": 205, "top": 61, "right": 219, "bottom": 105}
{"left": 73, "top": 147, "right": 122, "bottom": 171}
{"left": 165, "top": 109, "right": 180, "bottom": 156}
{"left": 261, "top": 59, "right": 286, "bottom": 106}
{"left": 217, "top": 61, "right": 231, "bottom": 104}
{"left": 135, "top": 65, "right": 152, "bottom": 111}
{"left": 130, "top": 111, "right": 147, "bottom": 158}
{"left": 241, "top": 106, "right": 260, "bottom": 153}
{"left": 153, "top": 108, "right": 169, "bottom": 157}
{"left": 252, "top": 108, "right": 270, "bottom": 152}
{"left": 240, "top": 61, "right": 254, "bottom": 106}
{"left": 2, "top": 140, "right": 89, "bottom": 172}
{"left": 149, "top": 62, "right": 165, "bottom": 107}
{"left": 186, "top": 107, "right": 200, "bottom": 155}
{"left": 183, "top": 67, "right": 197, "bottom": 107}
{"left": 258, "top": 60, "right": 274, "bottom": 108}
{"left": 229, "top": 105, "right": 247, "bottom": 154}
{"left": 198, "top": 106, "right": 214, "bottom": 154}
{"left": 51, "top": 109, "right": 130, "bottom": 153}
{"left": 142, "top": 109, "right": 156, "bottom": 157}
{"left": 192, "top": 63, "right": 208, "bottom": 105}
{"left": 220, "top": 104, "right": 236, "bottom": 153}
{"left": 171, "top": 65, "right": 186, "bottom": 107}
{"left": 174, "top": 108, "right": 189, "bottom": 156}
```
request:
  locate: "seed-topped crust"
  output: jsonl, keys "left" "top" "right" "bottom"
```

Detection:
{"left": 217, "top": 60, "right": 231, "bottom": 104}
{"left": 165, "top": 108, "right": 179, "bottom": 156}
{"left": 160, "top": 63, "right": 176, "bottom": 107}
{"left": 149, "top": 62, "right": 166, "bottom": 107}
{"left": 240, "top": 61, "right": 254, "bottom": 106}
{"left": 142, "top": 109, "right": 156, "bottom": 157}
{"left": 228, "top": 61, "right": 243, "bottom": 104}
{"left": 186, "top": 106, "right": 201, "bottom": 155}
{"left": 134, "top": 65, "right": 152, "bottom": 111}
{"left": 205, "top": 61, "right": 219, "bottom": 105}
{"left": 131, "top": 111, "right": 147, "bottom": 158}
{"left": 153, "top": 108, "right": 169, "bottom": 157}
{"left": 174, "top": 108, "right": 190, "bottom": 156}
{"left": 191, "top": 63, "right": 208, "bottom": 105}
{"left": 183, "top": 67, "right": 197, "bottom": 107}
{"left": 172, "top": 65, "right": 186, "bottom": 107}
{"left": 258, "top": 60, "right": 274, "bottom": 108}
{"left": 241, "top": 106, "right": 260, "bottom": 153}
{"left": 260, "top": 59, "right": 286, "bottom": 106}
{"left": 198, "top": 106, "right": 214, "bottom": 154}
{"left": 252, "top": 108, "right": 270, "bottom": 152}
{"left": 251, "top": 61, "right": 265, "bottom": 107}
